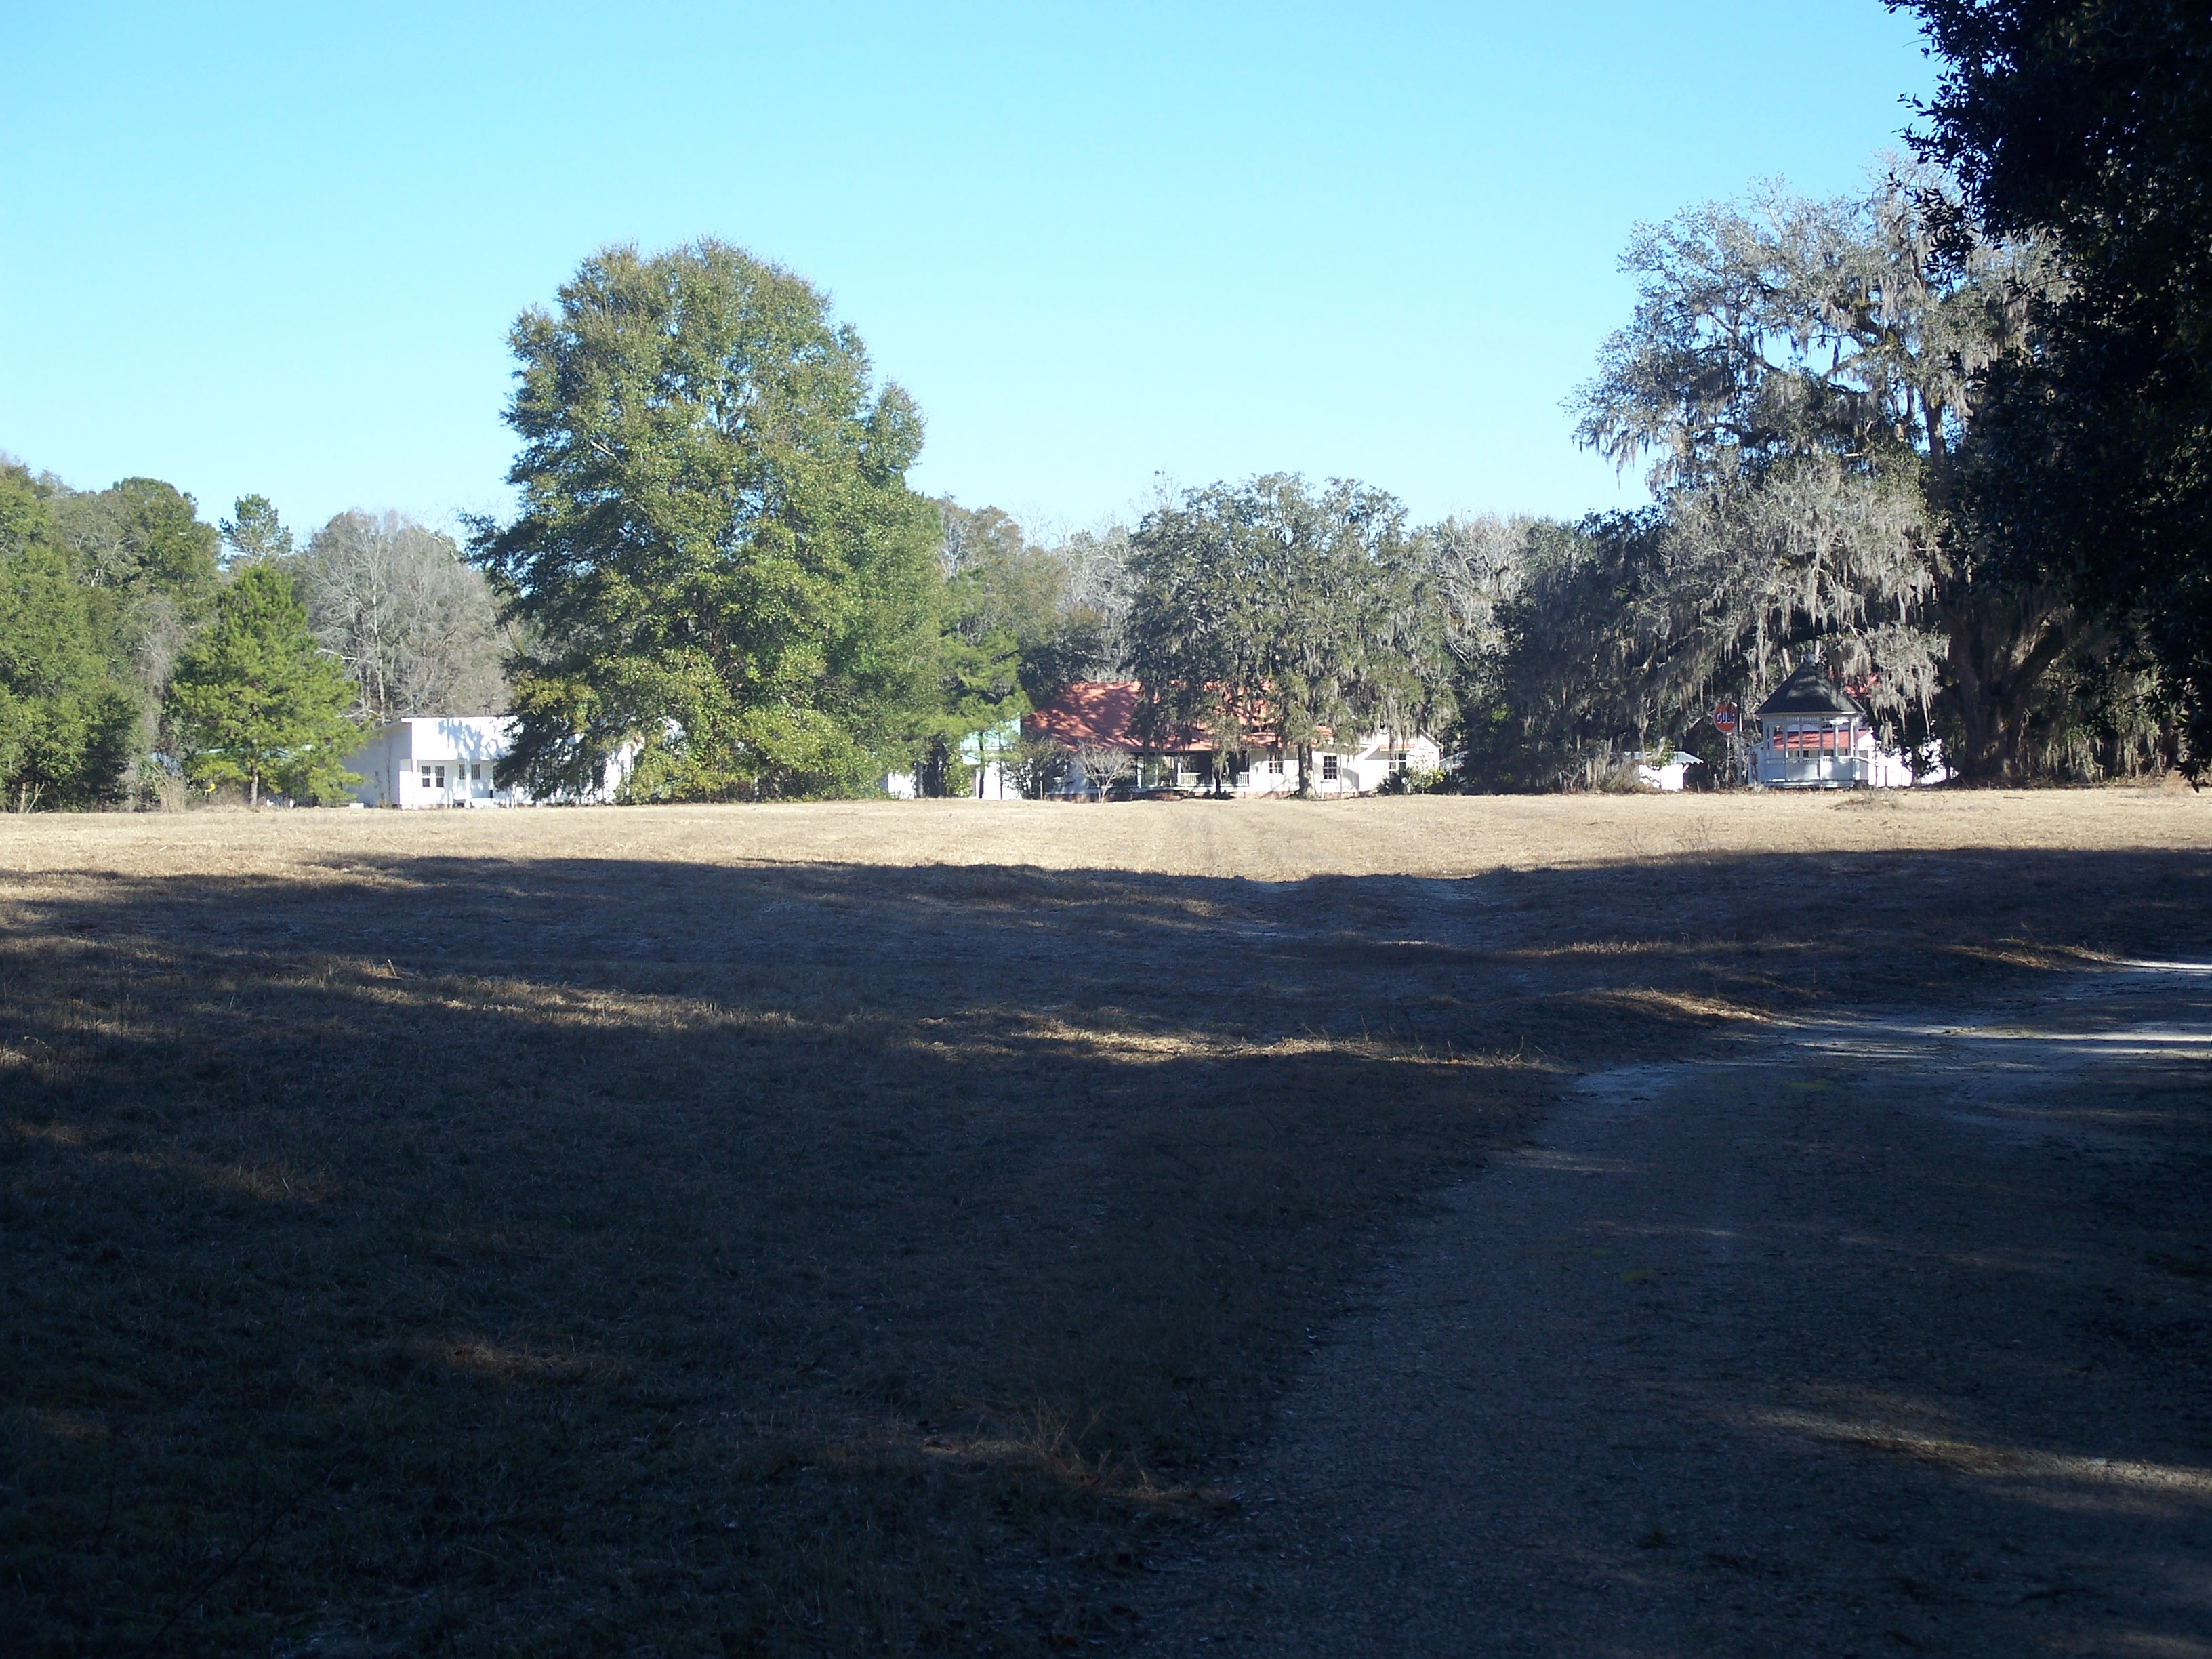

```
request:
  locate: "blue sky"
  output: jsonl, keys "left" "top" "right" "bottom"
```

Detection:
{"left": 1, "top": 3, "right": 1938, "bottom": 541}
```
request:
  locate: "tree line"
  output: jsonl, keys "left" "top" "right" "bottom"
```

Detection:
{"left": 467, "top": 101, "right": 2204, "bottom": 805}
{"left": 5, "top": 0, "right": 2201, "bottom": 806}
{"left": 0, "top": 464, "right": 510, "bottom": 807}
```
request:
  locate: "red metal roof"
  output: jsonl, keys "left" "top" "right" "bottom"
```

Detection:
{"left": 1023, "top": 682, "right": 1147, "bottom": 750}
{"left": 1021, "top": 682, "right": 1288, "bottom": 753}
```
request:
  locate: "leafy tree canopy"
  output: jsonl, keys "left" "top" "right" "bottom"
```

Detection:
{"left": 937, "top": 500, "right": 1116, "bottom": 702}
{"left": 0, "top": 464, "right": 138, "bottom": 810}
{"left": 1124, "top": 475, "right": 1440, "bottom": 792}
{"left": 0, "top": 550, "right": 140, "bottom": 813}
{"left": 220, "top": 495, "right": 295, "bottom": 567}
{"left": 1574, "top": 168, "right": 2088, "bottom": 779}
{"left": 1896, "top": 0, "right": 2212, "bottom": 767}
{"left": 901, "top": 501, "right": 1132, "bottom": 796}
{"left": 474, "top": 239, "right": 943, "bottom": 802}
{"left": 1452, "top": 512, "right": 1677, "bottom": 792}
{"left": 0, "top": 461, "right": 54, "bottom": 553}
{"left": 165, "top": 565, "right": 363, "bottom": 805}
{"left": 39, "top": 474, "right": 222, "bottom": 731}
{"left": 51, "top": 476, "right": 220, "bottom": 617}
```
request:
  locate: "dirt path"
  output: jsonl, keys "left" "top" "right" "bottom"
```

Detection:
{"left": 1134, "top": 963, "right": 2212, "bottom": 1657}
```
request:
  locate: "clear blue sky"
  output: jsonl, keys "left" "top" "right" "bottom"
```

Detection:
{"left": 1, "top": 2, "right": 1938, "bottom": 541}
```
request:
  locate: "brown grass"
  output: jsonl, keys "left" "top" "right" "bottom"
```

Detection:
{"left": 1, "top": 790, "right": 2207, "bottom": 1655}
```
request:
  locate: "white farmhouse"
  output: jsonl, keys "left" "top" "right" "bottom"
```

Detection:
{"left": 342, "top": 716, "right": 634, "bottom": 808}
{"left": 344, "top": 718, "right": 516, "bottom": 808}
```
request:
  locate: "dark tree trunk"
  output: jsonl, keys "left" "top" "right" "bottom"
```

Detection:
{"left": 1937, "top": 573, "right": 2072, "bottom": 781}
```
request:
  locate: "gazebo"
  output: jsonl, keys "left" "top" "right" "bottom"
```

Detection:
{"left": 1751, "top": 661, "right": 1873, "bottom": 788}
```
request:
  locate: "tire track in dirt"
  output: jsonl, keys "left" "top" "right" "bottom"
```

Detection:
{"left": 1135, "top": 964, "right": 2212, "bottom": 1657}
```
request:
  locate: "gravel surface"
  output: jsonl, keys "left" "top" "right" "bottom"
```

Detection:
{"left": 1134, "top": 962, "right": 2212, "bottom": 1657}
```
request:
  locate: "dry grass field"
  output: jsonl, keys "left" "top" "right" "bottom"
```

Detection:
{"left": 2, "top": 790, "right": 2207, "bottom": 1656}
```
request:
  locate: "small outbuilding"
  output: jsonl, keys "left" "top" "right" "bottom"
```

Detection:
{"left": 1633, "top": 750, "right": 1705, "bottom": 792}
{"left": 1750, "top": 663, "right": 1880, "bottom": 788}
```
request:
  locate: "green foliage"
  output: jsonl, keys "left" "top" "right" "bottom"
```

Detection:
{"left": 474, "top": 240, "right": 943, "bottom": 802}
{"left": 0, "top": 461, "right": 53, "bottom": 552}
{"left": 39, "top": 474, "right": 223, "bottom": 760}
{"left": 219, "top": 494, "right": 294, "bottom": 567}
{"left": 914, "top": 631, "right": 1022, "bottom": 797}
{"left": 53, "top": 476, "right": 221, "bottom": 620}
{"left": 0, "top": 468, "right": 138, "bottom": 809}
{"left": 1376, "top": 763, "right": 1445, "bottom": 795}
{"left": 1453, "top": 512, "right": 1684, "bottom": 792}
{"left": 937, "top": 500, "right": 1115, "bottom": 702}
{"left": 165, "top": 565, "right": 363, "bottom": 805}
{"left": 1899, "top": 0, "right": 2212, "bottom": 771}
{"left": 0, "top": 465, "right": 140, "bottom": 810}
{"left": 1124, "top": 475, "right": 1441, "bottom": 794}
{"left": 905, "top": 504, "right": 1039, "bottom": 796}
{"left": 903, "top": 500, "right": 1128, "bottom": 798}
{"left": 1572, "top": 169, "right": 2122, "bottom": 780}
{"left": 1010, "top": 731, "right": 1073, "bottom": 799}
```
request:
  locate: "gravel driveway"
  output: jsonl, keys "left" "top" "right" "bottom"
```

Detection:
{"left": 1134, "top": 962, "right": 2212, "bottom": 1657}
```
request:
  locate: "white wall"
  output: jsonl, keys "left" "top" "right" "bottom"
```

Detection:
{"left": 1750, "top": 727, "right": 1950, "bottom": 790}
{"left": 879, "top": 764, "right": 1014, "bottom": 799}
{"left": 345, "top": 718, "right": 513, "bottom": 808}
{"left": 344, "top": 717, "right": 636, "bottom": 807}
{"left": 1229, "top": 733, "right": 1441, "bottom": 794}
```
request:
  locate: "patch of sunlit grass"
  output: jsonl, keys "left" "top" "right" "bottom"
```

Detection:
{"left": 1758, "top": 1408, "right": 2212, "bottom": 1514}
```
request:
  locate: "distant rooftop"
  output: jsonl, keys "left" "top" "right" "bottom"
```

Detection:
{"left": 1022, "top": 682, "right": 1291, "bottom": 753}
{"left": 1024, "top": 682, "right": 1146, "bottom": 751}
{"left": 1755, "top": 661, "right": 1866, "bottom": 719}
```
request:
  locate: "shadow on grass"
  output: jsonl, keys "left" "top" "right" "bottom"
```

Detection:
{"left": 1, "top": 846, "right": 2207, "bottom": 1655}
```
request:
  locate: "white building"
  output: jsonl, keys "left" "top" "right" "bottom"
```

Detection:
{"left": 1748, "top": 663, "right": 1947, "bottom": 788}
{"left": 342, "top": 716, "right": 634, "bottom": 808}
{"left": 1633, "top": 750, "right": 1705, "bottom": 792}
{"left": 1218, "top": 728, "right": 1443, "bottom": 796}
{"left": 963, "top": 720, "right": 1020, "bottom": 800}
{"left": 882, "top": 718, "right": 1022, "bottom": 800}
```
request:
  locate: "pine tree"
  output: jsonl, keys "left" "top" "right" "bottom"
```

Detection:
{"left": 0, "top": 465, "right": 139, "bottom": 811}
{"left": 165, "top": 565, "right": 363, "bottom": 805}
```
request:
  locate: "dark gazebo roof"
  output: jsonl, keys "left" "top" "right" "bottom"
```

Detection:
{"left": 1755, "top": 660, "right": 1866, "bottom": 719}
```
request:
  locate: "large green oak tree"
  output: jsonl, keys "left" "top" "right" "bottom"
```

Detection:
{"left": 473, "top": 241, "right": 943, "bottom": 801}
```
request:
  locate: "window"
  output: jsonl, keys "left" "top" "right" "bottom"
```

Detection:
{"left": 419, "top": 764, "right": 433, "bottom": 790}
{"left": 1322, "top": 754, "right": 1339, "bottom": 781}
{"left": 469, "top": 762, "right": 482, "bottom": 783}
{"left": 1267, "top": 756, "right": 1282, "bottom": 775}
